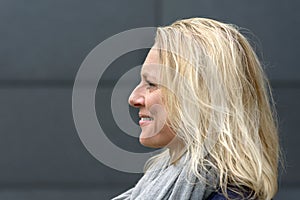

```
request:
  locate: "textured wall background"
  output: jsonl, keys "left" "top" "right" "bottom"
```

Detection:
{"left": 0, "top": 0, "right": 298, "bottom": 199}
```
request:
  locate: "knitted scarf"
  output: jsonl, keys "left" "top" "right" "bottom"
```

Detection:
{"left": 111, "top": 152, "right": 216, "bottom": 200}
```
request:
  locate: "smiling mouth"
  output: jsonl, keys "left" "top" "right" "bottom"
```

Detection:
{"left": 140, "top": 117, "right": 154, "bottom": 121}
{"left": 139, "top": 117, "right": 154, "bottom": 127}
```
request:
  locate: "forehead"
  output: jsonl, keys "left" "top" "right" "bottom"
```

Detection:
{"left": 144, "top": 48, "right": 159, "bottom": 64}
{"left": 141, "top": 49, "right": 160, "bottom": 76}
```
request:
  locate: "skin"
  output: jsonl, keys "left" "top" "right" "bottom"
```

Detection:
{"left": 128, "top": 49, "right": 176, "bottom": 148}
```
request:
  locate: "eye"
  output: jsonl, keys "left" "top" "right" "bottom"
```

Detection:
{"left": 145, "top": 80, "right": 157, "bottom": 89}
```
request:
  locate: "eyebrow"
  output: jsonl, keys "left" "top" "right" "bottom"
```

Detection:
{"left": 141, "top": 72, "right": 154, "bottom": 80}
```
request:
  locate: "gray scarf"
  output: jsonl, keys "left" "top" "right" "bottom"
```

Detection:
{"left": 111, "top": 152, "right": 216, "bottom": 200}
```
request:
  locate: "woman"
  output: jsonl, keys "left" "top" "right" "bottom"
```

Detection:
{"left": 112, "top": 18, "right": 279, "bottom": 200}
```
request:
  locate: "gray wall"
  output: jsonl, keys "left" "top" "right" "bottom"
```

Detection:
{"left": 0, "top": 0, "right": 298, "bottom": 199}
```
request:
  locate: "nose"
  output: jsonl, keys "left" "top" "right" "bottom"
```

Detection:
{"left": 128, "top": 85, "right": 144, "bottom": 108}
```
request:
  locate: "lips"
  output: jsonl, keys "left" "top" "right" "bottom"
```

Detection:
{"left": 140, "top": 117, "right": 152, "bottom": 121}
{"left": 139, "top": 113, "right": 154, "bottom": 126}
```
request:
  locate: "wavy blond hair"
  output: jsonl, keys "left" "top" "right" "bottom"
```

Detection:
{"left": 144, "top": 18, "right": 279, "bottom": 200}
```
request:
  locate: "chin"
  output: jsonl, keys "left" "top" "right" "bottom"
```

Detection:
{"left": 139, "top": 136, "right": 164, "bottom": 148}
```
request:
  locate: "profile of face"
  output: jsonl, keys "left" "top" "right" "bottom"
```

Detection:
{"left": 128, "top": 49, "right": 176, "bottom": 148}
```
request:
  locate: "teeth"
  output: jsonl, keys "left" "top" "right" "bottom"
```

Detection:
{"left": 141, "top": 117, "right": 153, "bottom": 121}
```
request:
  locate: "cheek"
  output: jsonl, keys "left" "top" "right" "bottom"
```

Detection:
{"left": 145, "top": 92, "right": 165, "bottom": 115}
{"left": 145, "top": 89, "right": 163, "bottom": 104}
{"left": 147, "top": 102, "right": 168, "bottom": 136}
{"left": 141, "top": 90, "right": 176, "bottom": 148}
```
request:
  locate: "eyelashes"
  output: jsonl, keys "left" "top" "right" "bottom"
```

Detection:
{"left": 145, "top": 80, "right": 158, "bottom": 90}
{"left": 147, "top": 80, "right": 156, "bottom": 87}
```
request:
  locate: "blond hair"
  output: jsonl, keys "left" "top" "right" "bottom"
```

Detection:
{"left": 145, "top": 18, "right": 279, "bottom": 200}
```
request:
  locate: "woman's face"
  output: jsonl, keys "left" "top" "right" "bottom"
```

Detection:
{"left": 128, "top": 49, "right": 176, "bottom": 148}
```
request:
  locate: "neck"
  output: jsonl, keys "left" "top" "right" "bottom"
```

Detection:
{"left": 166, "top": 136, "right": 186, "bottom": 165}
